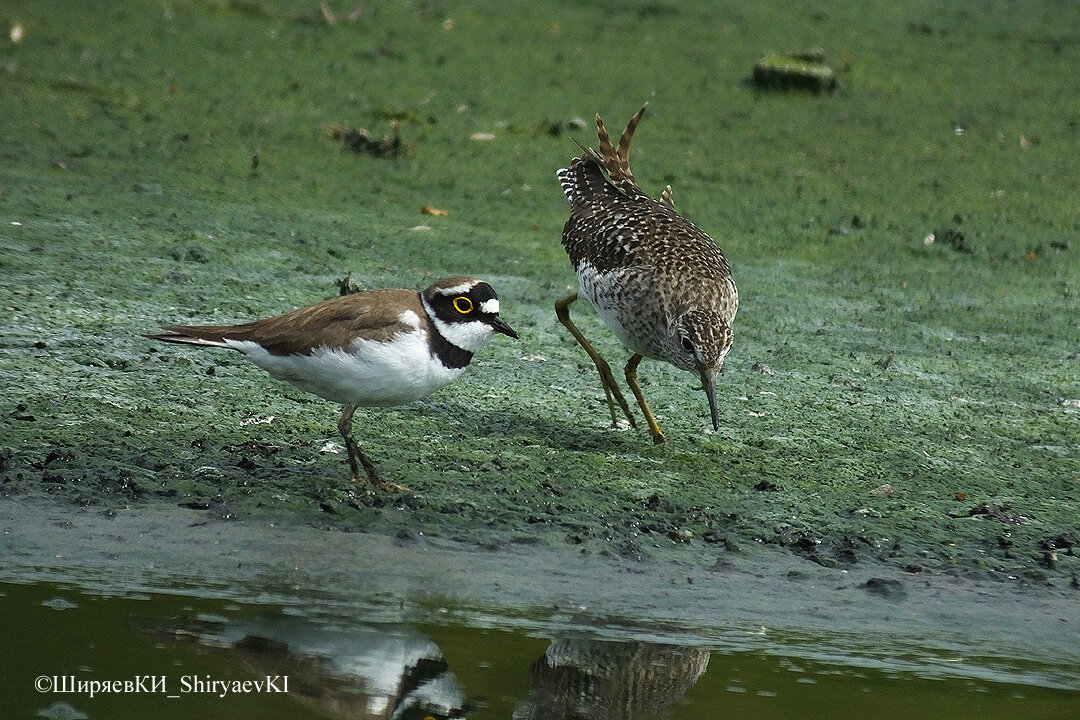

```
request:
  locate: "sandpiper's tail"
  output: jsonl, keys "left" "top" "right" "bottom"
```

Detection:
{"left": 557, "top": 151, "right": 613, "bottom": 205}
{"left": 557, "top": 102, "right": 653, "bottom": 206}
{"left": 595, "top": 102, "right": 648, "bottom": 196}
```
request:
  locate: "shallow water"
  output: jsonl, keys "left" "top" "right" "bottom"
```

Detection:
{"left": 4, "top": 579, "right": 1077, "bottom": 720}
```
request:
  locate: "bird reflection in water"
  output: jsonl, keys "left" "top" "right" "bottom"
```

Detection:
{"left": 513, "top": 638, "right": 710, "bottom": 720}
{"left": 142, "top": 614, "right": 468, "bottom": 720}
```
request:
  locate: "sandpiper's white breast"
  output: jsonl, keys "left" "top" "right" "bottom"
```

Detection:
{"left": 577, "top": 264, "right": 666, "bottom": 360}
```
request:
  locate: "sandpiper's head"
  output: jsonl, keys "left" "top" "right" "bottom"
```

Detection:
{"left": 421, "top": 277, "right": 519, "bottom": 351}
{"left": 670, "top": 309, "right": 733, "bottom": 431}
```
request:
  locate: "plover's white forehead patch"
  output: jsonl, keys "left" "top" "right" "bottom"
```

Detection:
{"left": 479, "top": 298, "right": 500, "bottom": 314}
{"left": 397, "top": 309, "right": 422, "bottom": 328}
{"left": 439, "top": 281, "right": 475, "bottom": 296}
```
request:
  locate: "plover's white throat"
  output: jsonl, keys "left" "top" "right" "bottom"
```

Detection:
{"left": 149, "top": 277, "right": 518, "bottom": 490}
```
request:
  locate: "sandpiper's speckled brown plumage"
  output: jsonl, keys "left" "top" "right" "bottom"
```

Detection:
{"left": 556, "top": 103, "right": 738, "bottom": 443}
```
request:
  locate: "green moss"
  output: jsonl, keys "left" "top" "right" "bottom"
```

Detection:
{"left": 2, "top": 0, "right": 1079, "bottom": 583}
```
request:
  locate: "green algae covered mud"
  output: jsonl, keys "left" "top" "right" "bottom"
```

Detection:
{"left": 2, "top": 0, "right": 1078, "bottom": 592}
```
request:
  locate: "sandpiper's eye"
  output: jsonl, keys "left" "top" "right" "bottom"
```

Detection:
{"left": 452, "top": 296, "right": 474, "bottom": 314}
{"left": 680, "top": 336, "right": 694, "bottom": 353}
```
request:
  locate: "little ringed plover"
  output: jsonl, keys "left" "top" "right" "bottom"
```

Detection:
{"left": 148, "top": 276, "right": 518, "bottom": 491}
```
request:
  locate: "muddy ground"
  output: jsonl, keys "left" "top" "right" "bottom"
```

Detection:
{"left": 2, "top": 0, "right": 1078, "bottom": 639}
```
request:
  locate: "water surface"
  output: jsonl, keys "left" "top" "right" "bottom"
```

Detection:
{"left": 5, "top": 580, "right": 1076, "bottom": 720}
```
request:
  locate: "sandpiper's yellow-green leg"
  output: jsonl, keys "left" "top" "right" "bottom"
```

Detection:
{"left": 555, "top": 293, "right": 637, "bottom": 429}
{"left": 624, "top": 353, "right": 666, "bottom": 444}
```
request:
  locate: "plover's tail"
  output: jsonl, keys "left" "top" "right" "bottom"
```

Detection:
{"left": 145, "top": 324, "right": 251, "bottom": 348}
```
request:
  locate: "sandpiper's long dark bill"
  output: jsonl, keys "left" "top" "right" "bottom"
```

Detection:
{"left": 556, "top": 103, "right": 738, "bottom": 443}
{"left": 148, "top": 277, "right": 518, "bottom": 491}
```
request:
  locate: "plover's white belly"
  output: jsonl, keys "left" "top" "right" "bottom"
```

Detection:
{"left": 228, "top": 331, "right": 462, "bottom": 407}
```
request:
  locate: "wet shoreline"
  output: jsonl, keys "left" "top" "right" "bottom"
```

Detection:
{"left": 4, "top": 496, "right": 1077, "bottom": 691}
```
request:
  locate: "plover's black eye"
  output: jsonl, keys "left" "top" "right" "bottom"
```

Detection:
{"left": 680, "top": 336, "right": 694, "bottom": 353}
{"left": 452, "top": 296, "right": 474, "bottom": 314}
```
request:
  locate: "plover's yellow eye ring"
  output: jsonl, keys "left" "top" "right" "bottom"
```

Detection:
{"left": 453, "top": 296, "right": 474, "bottom": 314}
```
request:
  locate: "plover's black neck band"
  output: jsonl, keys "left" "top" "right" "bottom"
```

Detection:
{"left": 428, "top": 325, "right": 473, "bottom": 369}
